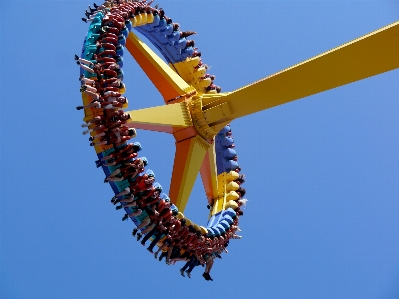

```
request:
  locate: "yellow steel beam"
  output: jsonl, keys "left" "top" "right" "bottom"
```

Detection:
{"left": 125, "top": 102, "right": 192, "bottom": 133}
{"left": 202, "top": 20, "right": 399, "bottom": 124}
{"left": 200, "top": 144, "right": 219, "bottom": 204}
{"left": 125, "top": 31, "right": 196, "bottom": 102}
{"left": 169, "top": 135, "right": 210, "bottom": 212}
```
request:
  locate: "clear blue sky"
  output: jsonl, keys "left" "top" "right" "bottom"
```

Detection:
{"left": 1, "top": 1, "right": 398, "bottom": 299}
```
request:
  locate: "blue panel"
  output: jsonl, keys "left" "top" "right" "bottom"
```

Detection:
{"left": 215, "top": 152, "right": 225, "bottom": 175}
{"left": 207, "top": 215, "right": 216, "bottom": 227}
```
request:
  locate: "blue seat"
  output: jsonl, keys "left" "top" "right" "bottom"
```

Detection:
{"left": 117, "top": 69, "right": 124, "bottom": 80}
{"left": 222, "top": 148, "right": 236, "bottom": 159}
{"left": 161, "top": 23, "right": 173, "bottom": 35}
{"left": 170, "top": 204, "right": 178, "bottom": 212}
{"left": 116, "top": 45, "right": 124, "bottom": 56}
{"left": 167, "top": 31, "right": 180, "bottom": 43}
{"left": 125, "top": 20, "right": 132, "bottom": 31}
{"left": 218, "top": 125, "right": 231, "bottom": 135}
{"left": 206, "top": 227, "right": 216, "bottom": 237}
{"left": 222, "top": 215, "right": 234, "bottom": 225}
{"left": 219, "top": 220, "right": 230, "bottom": 230}
{"left": 181, "top": 47, "right": 194, "bottom": 59}
{"left": 132, "top": 142, "right": 142, "bottom": 151}
{"left": 216, "top": 224, "right": 226, "bottom": 234}
{"left": 160, "top": 193, "right": 170, "bottom": 202}
{"left": 221, "top": 137, "right": 234, "bottom": 148}
{"left": 212, "top": 226, "right": 221, "bottom": 237}
{"left": 224, "top": 160, "right": 239, "bottom": 172}
{"left": 145, "top": 169, "right": 155, "bottom": 177}
{"left": 120, "top": 27, "right": 129, "bottom": 38}
{"left": 154, "top": 18, "right": 167, "bottom": 30}
{"left": 222, "top": 208, "right": 236, "bottom": 219}
{"left": 118, "top": 35, "right": 126, "bottom": 46}
{"left": 116, "top": 55, "right": 123, "bottom": 68}
{"left": 174, "top": 38, "right": 187, "bottom": 49}
{"left": 151, "top": 14, "right": 160, "bottom": 26}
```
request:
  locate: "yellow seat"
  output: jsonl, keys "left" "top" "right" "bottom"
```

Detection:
{"left": 146, "top": 13, "right": 154, "bottom": 24}
{"left": 225, "top": 200, "right": 238, "bottom": 210}
{"left": 193, "top": 66, "right": 206, "bottom": 78}
{"left": 226, "top": 191, "right": 239, "bottom": 201}
{"left": 226, "top": 181, "right": 239, "bottom": 192}
{"left": 185, "top": 218, "right": 193, "bottom": 226}
{"left": 186, "top": 57, "right": 201, "bottom": 69}
{"left": 130, "top": 17, "right": 137, "bottom": 27}
{"left": 226, "top": 171, "right": 239, "bottom": 182}
{"left": 199, "top": 77, "right": 211, "bottom": 88}
{"left": 135, "top": 14, "right": 142, "bottom": 26}
{"left": 140, "top": 13, "right": 147, "bottom": 24}
{"left": 199, "top": 226, "right": 208, "bottom": 235}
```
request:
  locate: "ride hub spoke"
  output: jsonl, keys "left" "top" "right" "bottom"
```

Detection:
{"left": 125, "top": 102, "right": 193, "bottom": 133}
{"left": 200, "top": 144, "right": 219, "bottom": 205}
{"left": 201, "top": 20, "right": 399, "bottom": 125}
{"left": 169, "top": 135, "right": 210, "bottom": 213}
{"left": 126, "top": 31, "right": 197, "bottom": 102}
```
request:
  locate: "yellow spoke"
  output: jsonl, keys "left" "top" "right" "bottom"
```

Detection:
{"left": 125, "top": 102, "right": 192, "bottom": 133}
{"left": 200, "top": 144, "right": 219, "bottom": 204}
{"left": 126, "top": 31, "right": 196, "bottom": 102}
{"left": 201, "top": 20, "right": 399, "bottom": 126}
{"left": 169, "top": 135, "right": 210, "bottom": 213}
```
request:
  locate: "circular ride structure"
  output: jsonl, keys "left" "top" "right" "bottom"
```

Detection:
{"left": 77, "top": 1, "right": 399, "bottom": 279}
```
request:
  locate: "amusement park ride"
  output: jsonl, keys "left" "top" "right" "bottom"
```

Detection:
{"left": 77, "top": 0, "right": 399, "bottom": 278}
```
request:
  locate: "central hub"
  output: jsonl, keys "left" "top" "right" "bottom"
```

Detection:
{"left": 187, "top": 94, "right": 232, "bottom": 141}
{"left": 187, "top": 95, "right": 219, "bottom": 141}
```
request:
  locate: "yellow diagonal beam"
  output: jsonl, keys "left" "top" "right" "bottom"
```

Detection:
{"left": 203, "top": 20, "right": 399, "bottom": 123}
{"left": 126, "top": 102, "right": 192, "bottom": 133}
{"left": 170, "top": 135, "right": 210, "bottom": 213}
{"left": 126, "top": 31, "right": 196, "bottom": 102}
{"left": 200, "top": 144, "right": 218, "bottom": 204}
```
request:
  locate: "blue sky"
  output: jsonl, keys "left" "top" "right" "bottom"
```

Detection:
{"left": 1, "top": 1, "right": 398, "bottom": 299}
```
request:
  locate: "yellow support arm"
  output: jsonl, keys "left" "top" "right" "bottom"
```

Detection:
{"left": 200, "top": 144, "right": 219, "bottom": 204}
{"left": 202, "top": 20, "right": 399, "bottom": 124}
{"left": 126, "top": 102, "right": 192, "bottom": 133}
{"left": 125, "top": 31, "right": 196, "bottom": 102}
{"left": 169, "top": 135, "right": 210, "bottom": 213}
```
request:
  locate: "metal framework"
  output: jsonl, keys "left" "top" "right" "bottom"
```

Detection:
{"left": 124, "top": 20, "right": 399, "bottom": 214}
